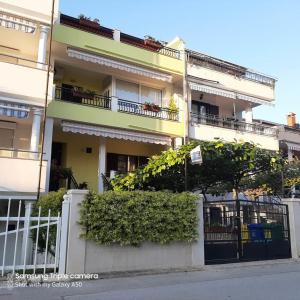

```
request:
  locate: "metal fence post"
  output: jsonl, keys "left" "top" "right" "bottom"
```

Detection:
{"left": 58, "top": 194, "right": 70, "bottom": 274}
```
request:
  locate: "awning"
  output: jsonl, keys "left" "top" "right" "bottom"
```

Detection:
{"left": 0, "top": 101, "right": 30, "bottom": 119}
{"left": 0, "top": 12, "right": 36, "bottom": 33}
{"left": 189, "top": 82, "right": 236, "bottom": 99}
{"left": 67, "top": 48, "right": 172, "bottom": 83}
{"left": 236, "top": 93, "right": 274, "bottom": 107}
{"left": 286, "top": 142, "right": 300, "bottom": 151}
{"left": 189, "top": 82, "right": 275, "bottom": 107}
{"left": 62, "top": 121, "right": 172, "bottom": 146}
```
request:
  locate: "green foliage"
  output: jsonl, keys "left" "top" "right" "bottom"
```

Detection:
{"left": 79, "top": 191, "right": 198, "bottom": 246}
{"left": 243, "top": 160, "right": 300, "bottom": 196}
{"left": 32, "top": 189, "right": 66, "bottom": 255}
{"left": 111, "top": 140, "right": 283, "bottom": 199}
{"left": 168, "top": 96, "right": 179, "bottom": 113}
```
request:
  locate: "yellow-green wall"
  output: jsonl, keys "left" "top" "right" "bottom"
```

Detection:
{"left": 48, "top": 101, "right": 184, "bottom": 137}
{"left": 53, "top": 128, "right": 166, "bottom": 190}
{"left": 54, "top": 24, "right": 184, "bottom": 76}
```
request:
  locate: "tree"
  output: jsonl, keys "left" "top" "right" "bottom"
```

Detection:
{"left": 111, "top": 140, "right": 283, "bottom": 200}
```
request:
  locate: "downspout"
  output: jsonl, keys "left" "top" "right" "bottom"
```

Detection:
{"left": 37, "top": 0, "right": 56, "bottom": 200}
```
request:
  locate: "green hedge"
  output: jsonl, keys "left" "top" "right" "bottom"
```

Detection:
{"left": 79, "top": 191, "right": 199, "bottom": 246}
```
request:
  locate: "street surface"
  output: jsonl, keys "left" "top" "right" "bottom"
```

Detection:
{"left": 1, "top": 259, "right": 300, "bottom": 300}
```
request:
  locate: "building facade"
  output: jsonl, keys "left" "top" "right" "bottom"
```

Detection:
{"left": 0, "top": 2, "right": 281, "bottom": 198}
{"left": 0, "top": 0, "right": 59, "bottom": 199}
{"left": 186, "top": 50, "right": 278, "bottom": 151}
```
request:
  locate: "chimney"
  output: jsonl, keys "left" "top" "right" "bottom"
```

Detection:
{"left": 287, "top": 112, "right": 296, "bottom": 127}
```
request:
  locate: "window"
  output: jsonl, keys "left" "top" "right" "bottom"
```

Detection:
{"left": 141, "top": 85, "right": 162, "bottom": 106}
{"left": 192, "top": 101, "right": 219, "bottom": 117}
{"left": 116, "top": 80, "right": 139, "bottom": 102}
{"left": 106, "top": 153, "right": 148, "bottom": 175}
{"left": 116, "top": 79, "right": 162, "bottom": 105}
{"left": 0, "top": 128, "right": 14, "bottom": 148}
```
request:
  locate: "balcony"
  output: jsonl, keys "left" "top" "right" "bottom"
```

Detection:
{"left": 55, "top": 86, "right": 111, "bottom": 110}
{"left": 0, "top": 0, "right": 59, "bottom": 24}
{"left": 54, "top": 19, "right": 184, "bottom": 77}
{"left": 190, "top": 114, "right": 278, "bottom": 150}
{"left": 0, "top": 53, "right": 53, "bottom": 106}
{"left": 187, "top": 51, "right": 276, "bottom": 102}
{"left": 118, "top": 99, "right": 179, "bottom": 121}
{"left": 55, "top": 86, "right": 179, "bottom": 122}
{"left": 0, "top": 149, "right": 47, "bottom": 193}
{"left": 49, "top": 87, "right": 184, "bottom": 137}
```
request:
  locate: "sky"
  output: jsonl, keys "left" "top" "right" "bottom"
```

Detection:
{"left": 59, "top": 0, "right": 300, "bottom": 125}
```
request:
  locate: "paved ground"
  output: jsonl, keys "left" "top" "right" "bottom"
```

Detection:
{"left": 1, "top": 259, "right": 300, "bottom": 300}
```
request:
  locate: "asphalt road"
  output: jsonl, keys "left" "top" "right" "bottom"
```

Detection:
{"left": 1, "top": 259, "right": 300, "bottom": 300}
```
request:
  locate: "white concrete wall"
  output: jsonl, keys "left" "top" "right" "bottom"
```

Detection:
{"left": 0, "top": 62, "right": 53, "bottom": 107}
{"left": 0, "top": 0, "right": 59, "bottom": 24}
{"left": 190, "top": 123, "right": 279, "bottom": 151}
{"left": 63, "top": 190, "right": 205, "bottom": 274}
{"left": 188, "top": 64, "right": 275, "bottom": 102}
{"left": 282, "top": 198, "right": 300, "bottom": 259}
{"left": 0, "top": 157, "right": 47, "bottom": 193}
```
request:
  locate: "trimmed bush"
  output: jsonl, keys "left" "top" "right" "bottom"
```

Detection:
{"left": 79, "top": 191, "right": 199, "bottom": 246}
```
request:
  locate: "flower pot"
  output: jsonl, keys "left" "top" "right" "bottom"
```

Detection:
{"left": 144, "top": 39, "right": 163, "bottom": 51}
{"left": 79, "top": 18, "right": 100, "bottom": 29}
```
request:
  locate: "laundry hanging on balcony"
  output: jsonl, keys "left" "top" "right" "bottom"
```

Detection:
{"left": 66, "top": 48, "right": 172, "bottom": 82}
{"left": 61, "top": 121, "right": 172, "bottom": 145}
{"left": 0, "top": 101, "right": 30, "bottom": 118}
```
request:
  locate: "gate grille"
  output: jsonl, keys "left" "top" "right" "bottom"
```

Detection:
{"left": 204, "top": 199, "right": 291, "bottom": 264}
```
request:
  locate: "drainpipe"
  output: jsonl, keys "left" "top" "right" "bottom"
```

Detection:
{"left": 182, "top": 46, "right": 189, "bottom": 191}
{"left": 36, "top": 0, "right": 56, "bottom": 200}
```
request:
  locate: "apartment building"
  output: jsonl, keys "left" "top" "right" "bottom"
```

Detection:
{"left": 47, "top": 14, "right": 185, "bottom": 192}
{"left": 0, "top": 0, "right": 59, "bottom": 199}
{"left": 186, "top": 50, "right": 278, "bottom": 150}
{"left": 0, "top": 1, "right": 280, "bottom": 197}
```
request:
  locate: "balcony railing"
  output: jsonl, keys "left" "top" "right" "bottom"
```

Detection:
{"left": 190, "top": 113, "right": 277, "bottom": 136}
{"left": 0, "top": 148, "right": 42, "bottom": 160}
{"left": 0, "top": 53, "right": 47, "bottom": 69}
{"left": 118, "top": 99, "right": 179, "bottom": 121}
{"left": 60, "top": 14, "right": 181, "bottom": 59}
{"left": 55, "top": 86, "right": 111, "bottom": 110}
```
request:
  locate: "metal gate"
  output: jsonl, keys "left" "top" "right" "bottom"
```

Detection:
{"left": 0, "top": 198, "right": 63, "bottom": 276}
{"left": 204, "top": 199, "right": 291, "bottom": 264}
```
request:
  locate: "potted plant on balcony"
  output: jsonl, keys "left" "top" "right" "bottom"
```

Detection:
{"left": 144, "top": 35, "right": 163, "bottom": 51}
{"left": 168, "top": 96, "right": 179, "bottom": 120}
{"left": 143, "top": 102, "right": 161, "bottom": 113}
{"left": 79, "top": 14, "right": 100, "bottom": 29}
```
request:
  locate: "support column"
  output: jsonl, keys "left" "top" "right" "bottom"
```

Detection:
{"left": 111, "top": 76, "right": 118, "bottom": 112}
{"left": 98, "top": 138, "right": 106, "bottom": 193}
{"left": 21, "top": 201, "right": 34, "bottom": 265}
{"left": 44, "top": 118, "right": 54, "bottom": 192}
{"left": 37, "top": 25, "right": 49, "bottom": 68}
{"left": 244, "top": 106, "right": 253, "bottom": 123}
{"left": 191, "top": 196, "right": 205, "bottom": 267}
{"left": 282, "top": 198, "right": 300, "bottom": 259}
{"left": 30, "top": 108, "right": 43, "bottom": 157}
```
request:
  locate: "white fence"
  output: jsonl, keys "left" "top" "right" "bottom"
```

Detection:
{"left": 0, "top": 198, "right": 63, "bottom": 276}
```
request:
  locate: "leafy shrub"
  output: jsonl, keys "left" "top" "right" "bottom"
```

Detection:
{"left": 32, "top": 189, "right": 66, "bottom": 255}
{"left": 79, "top": 191, "right": 198, "bottom": 246}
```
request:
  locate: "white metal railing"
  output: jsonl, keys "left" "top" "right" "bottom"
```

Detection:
{"left": 0, "top": 199, "right": 62, "bottom": 276}
{"left": 0, "top": 12, "right": 36, "bottom": 33}
{"left": 191, "top": 113, "right": 277, "bottom": 136}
